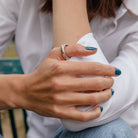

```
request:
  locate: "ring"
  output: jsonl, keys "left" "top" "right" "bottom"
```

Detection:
{"left": 61, "top": 44, "right": 70, "bottom": 60}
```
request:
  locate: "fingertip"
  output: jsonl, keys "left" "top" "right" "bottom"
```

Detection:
{"left": 85, "top": 47, "right": 97, "bottom": 51}
{"left": 115, "top": 68, "right": 122, "bottom": 76}
{"left": 111, "top": 89, "right": 114, "bottom": 96}
{"left": 92, "top": 106, "right": 102, "bottom": 113}
{"left": 65, "top": 44, "right": 98, "bottom": 58}
{"left": 83, "top": 46, "right": 97, "bottom": 56}
{"left": 93, "top": 106, "right": 103, "bottom": 118}
{"left": 100, "top": 107, "right": 103, "bottom": 112}
{"left": 95, "top": 106, "right": 103, "bottom": 113}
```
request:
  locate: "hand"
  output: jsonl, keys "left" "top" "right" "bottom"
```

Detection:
{"left": 17, "top": 44, "right": 119, "bottom": 122}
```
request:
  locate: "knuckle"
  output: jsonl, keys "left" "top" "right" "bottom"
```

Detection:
{"left": 91, "top": 95, "right": 99, "bottom": 105}
{"left": 76, "top": 45, "right": 82, "bottom": 51}
{"left": 51, "top": 94, "right": 58, "bottom": 103}
{"left": 48, "top": 48, "right": 59, "bottom": 58}
{"left": 107, "top": 90, "right": 112, "bottom": 99}
{"left": 51, "top": 47, "right": 57, "bottom": 53}
{"left": 73, "top": 44, "right": 84, "bottom": 56}
{"left": 79, "top": 114, "right": 88, "bottom": 122}
{"left": 107, "top": 77, "right": 114, "bottom": 88}
{"left": 95, "top": 79, "right": 104, "bottom": 89}
{"left": 95, "top": 111, "right": 101, "bottom": 118}
{"left": 51, "top": 94, "right": 61, "bottom": 104}
{"left": 51, "top": 78, "right": 62, "bottom": 91}
{"left": 52, "top": 62, "right": 65, "bottom": 74}
{"left": 95, "top": 62, "right": 101, "bottom": 68}
{"left": 52, "top": 105, "right": 60, "bottom": 114}
{"left": 86, "top": 96, "right": 94, "bottom": 104}
{"left": 94, "top": 63, "right": 102, "bottom": 70}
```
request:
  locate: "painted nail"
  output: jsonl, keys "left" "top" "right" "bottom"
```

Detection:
{"left": 115, "top": 68, "right": 121, "bottom": 75}
{"left": 111, "top": 89, "right": 114, "bottom": 96}
{"left": 100, "top": 107, "right": 103, "bottom": 112}
{"left": 85, "top": 47, "right": 97, "bottom": 51}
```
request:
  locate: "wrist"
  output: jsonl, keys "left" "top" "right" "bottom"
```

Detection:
{"left": 1, "top": 74, "right": 29, "bottom": 110}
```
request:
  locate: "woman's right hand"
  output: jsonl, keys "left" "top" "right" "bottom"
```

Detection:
{"left": 16, "top": 44, "right": 120, "bottom": 122}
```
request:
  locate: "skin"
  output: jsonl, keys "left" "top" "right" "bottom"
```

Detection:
{"left": 53, "top": 0, "right": 90, "bottom": 46}
{"left": 0, "top": 44, "right": 116, "bottom": 121}
{"left": 52, "top": 0, "right": 115, "bottom": 120}
{"left": 21, "top": 45, "right": 115, "bottom": 121}
{"left": 0, "top": 0, "right": 119, "bottom": 122}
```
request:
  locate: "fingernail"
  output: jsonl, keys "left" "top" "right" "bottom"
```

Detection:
{"left": 85, "top": 47, "right": 97, "bottom": 51}
{"left": 115, "top": 68, "right": 121, "bottom": 75}
{"left": 111, "top": 89, "right": 114, "bottom": 96}
{"left": 100, "top": 107, "right": 103, "bottom": 112}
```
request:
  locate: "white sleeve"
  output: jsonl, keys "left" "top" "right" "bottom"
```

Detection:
{"left": 0, "top": 0, "right": 18, "bottom": 57}
{"left": 61, "top": 33, "right": 138, "bottom": 131}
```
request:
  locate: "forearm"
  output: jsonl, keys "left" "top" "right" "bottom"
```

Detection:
{"left": 0, "top": 74, "right": 26, "bottom": 110}
{"left": 53, "top": 0, "right": 91, "bottom": 47}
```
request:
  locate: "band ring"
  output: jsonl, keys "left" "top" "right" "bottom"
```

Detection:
{"left": 61, "top": 44, "right": 70, "bottom": 60}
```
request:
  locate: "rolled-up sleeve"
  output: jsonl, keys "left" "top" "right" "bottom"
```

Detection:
{"left": 61, "top": 32, "right": 138, "bottom": 131}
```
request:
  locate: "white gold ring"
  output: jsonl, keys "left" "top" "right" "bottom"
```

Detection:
{"left": 61, "top": 44, "right": 70, "bottom": 60}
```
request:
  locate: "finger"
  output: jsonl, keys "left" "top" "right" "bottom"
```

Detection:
{"left": 59, "top": 61, "right": 121, "bottom": 76}
{"left": 61, "top": 106, "right": 102, "bottom": 122}
{"left": 65, "top": 44, "right": 97, "bottom": 58}
{"left": 71, "top": 77, "right": 114, "bottom": 91}
{"left": 52, "top": 76, "right": 113, "bottom": 92}
{"left": 47, "top": 44, "right": 97, "bottom": 60}
{"left": 72, "top": 89, "right": 112, "bottom": 106}
{"left": 52, "top": 89, "right": 112, "bottom": 106}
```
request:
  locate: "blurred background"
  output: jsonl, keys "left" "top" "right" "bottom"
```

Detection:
{"left": 0, "top": 41, "right": 27, "bottom": 138}
{"left": 2, "top": 41, "right": 18, "bottom": 58}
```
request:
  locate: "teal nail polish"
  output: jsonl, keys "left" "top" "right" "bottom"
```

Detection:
{"left": 111, "top": 89, "right": 114, "bottom": 96}
{"left": 85, "top": 47, "right": 97, "bottom": 51}
{"left": 100, "top": 107, "right": 103, "bottom": 112}
{"left": 115, "top": 68, "right": 121, "bottom": 75}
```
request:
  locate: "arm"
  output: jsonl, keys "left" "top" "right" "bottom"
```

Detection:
{"left": 52, "top": 0, "right": 114, "bottom": 129}
{"left": 52, "top": 0, "right": 138, "bottom": 132}
{"left": 0, "top": 0, "right": 116, "bottom": 121}
{"left": 53, "top": 0, "right": 90, "bottom": 46}
{"left": 0, "top": 74, "right": 26, "bottom": 110}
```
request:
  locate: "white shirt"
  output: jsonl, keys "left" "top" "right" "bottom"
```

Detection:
{"left": 0, "top": 0, "right": 138, "bottom": 137}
